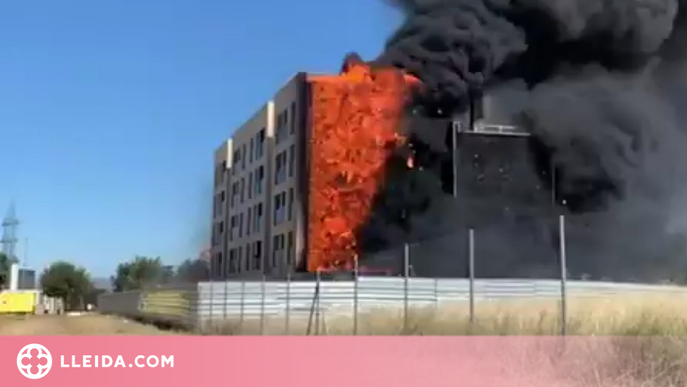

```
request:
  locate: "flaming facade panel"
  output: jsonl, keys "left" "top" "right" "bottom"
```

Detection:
{"left": 304, "top": 58, "right": 419, "bottom": 272}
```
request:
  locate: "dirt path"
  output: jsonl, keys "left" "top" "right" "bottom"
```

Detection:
{"left": 0, "top": 314, "right": 178, "bottom": 335}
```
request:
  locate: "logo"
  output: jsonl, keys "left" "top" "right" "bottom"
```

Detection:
{"left": 17, "top": 343, "right": 53, "bottom": 379}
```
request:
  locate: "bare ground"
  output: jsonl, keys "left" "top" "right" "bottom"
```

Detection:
{"left": 0, "top": 314, "right": 176, "bottom": 335}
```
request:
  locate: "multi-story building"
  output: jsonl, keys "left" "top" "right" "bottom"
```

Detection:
{"left": 210, "top": 66, "right": 538, "bottom": 279}
{"left": 210, "top": 74, "right": 310, "bottom": 279}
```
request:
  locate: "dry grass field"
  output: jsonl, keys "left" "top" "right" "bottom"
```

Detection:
{"left": 204, "top": 294, "right": 687, "bottom": 386}
{"left": 207, "top": 293, "right": 687, "bottom": 336}
{"left": 0, "top": 314, "right": 174, "bottom": 335}
{"left": 4, "top": 294, "right": 687, "bottom": 385}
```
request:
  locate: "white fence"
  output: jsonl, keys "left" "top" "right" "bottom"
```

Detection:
{"left": 98, "top": 277, "right": 687, "bottom": 333}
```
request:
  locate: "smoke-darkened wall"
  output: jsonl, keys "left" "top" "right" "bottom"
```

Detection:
{"left": 358, "top": 0, "right": 687, "bottom": 281}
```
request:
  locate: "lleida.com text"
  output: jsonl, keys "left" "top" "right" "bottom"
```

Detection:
{"left": 60, "top": 355, "right": 174, "bottom": 368}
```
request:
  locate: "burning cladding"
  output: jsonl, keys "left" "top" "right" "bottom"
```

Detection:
{"left": 305, "top": 55, "right": 419, "bottom": 271}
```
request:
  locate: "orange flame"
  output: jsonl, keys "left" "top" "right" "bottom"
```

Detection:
{"left": 306, "top": 57, "right": 419, "bottom": 272}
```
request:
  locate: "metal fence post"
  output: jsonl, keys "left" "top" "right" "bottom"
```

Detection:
{"left": 260, "top": 275, "right": 266, "bottom": 335}
{"left": 433, "top": 278, "right": 438, "bottom": 309}
{"left": 209, "top": 264, "right": 214, "bottom": 326}
{"left": 210, "top": 280, "right": 215, "bottom": 326}
{"left": 315, "top": 269, "right": 321, "bottom": 335}
{"left": 469, "top": 228, "right": 475, "bottom": 325}
{"left": 559, "top": 215, "right": 568, "bottom": 336}
{"left": 353, "top": 257, "right": 359, "bottom": 335}
{"left": 403, "top": 243, "right": 409, "bottom": 331}
{"left": 285, "top": 272, "right": 291, "bottom": 335}
{"left": 223, "top": 278, "right": 228, "bottom": 321}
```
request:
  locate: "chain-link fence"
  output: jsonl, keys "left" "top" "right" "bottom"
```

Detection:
{"left": 99, "top": 214, "right": 687, "bottom": 335}
{"left": 198, "top": 215, "right": 569, "bottom": 334}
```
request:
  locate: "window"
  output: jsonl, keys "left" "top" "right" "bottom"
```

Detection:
{"left": 248, "top": 171, "right": 253, "bottom": 199}
{"left": 213, "top": 193, "right": 220, "bottom": 217}
{"left": 283, "top": 109, "right": 288, "bottom": 131}
{"left": 229, "top": 249, "right": 236, "bottom": 274}
{"left": 214, "top": 161, "right": 226, "bottom": 187}
{"left": 255, "top": 166, "right": 264, "bottom": 195}
{"left": 252, "top": 241, "right": 262, "bottom": 270}
{"left": 274, "top": 151, "right": 287, "bottom": 185}
{"left": 242, "top": 244, "right": 250, "bottom": 273}
{"left": 249, "top": 138, "right": 254, "bottom": 163}
{"left": 231, "top": 182, "right": 239, "bottom": 208}
{"left": 217, "top": 252, "right": 224, "bottom": 278}
{"left": 247, "top": 207, "right": 252, "bottom": 236}
{"left": 276, "top": 111, "right": 288, "bottom": 144}
{"left": 272, "top": 234, "right": 285, "bottom": 268}
{"left": 287, "top": 231, "right": 294, "bottom": 266}
{"left": 233, "top": 149, "right": 241, "bottom": 175}
{"left": 240, "top": 177, "right": 245, "bottom": 203}
{"left": 290, "top": 102, "right": 296, "bottom": 134}
{"left": 241, "top": 144, "right": 246, "bottom": 170}
{"left": 256, "top": 129, "right": 265, "bottom": 159}
{"left": 253, "top": 203, "right": 264, "bottom": 233}
{"left": 288, "top": 144, "right": 295, "bottom": 177}
{"left": 238, "top": 212, "right": 244, "bottom": 238}
{"left": 229, "top": 215, "right": 237, "bottom": 241}
{"left": 288, "top": 188, "right": 294, "bottom": 221}
{"left": 273, "top": 192, "right": 286, "bottom": 225}
{"left": 272, "top": 235, "right": 279, "bottom": 268}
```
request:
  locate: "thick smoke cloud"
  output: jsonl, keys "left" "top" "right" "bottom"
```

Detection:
{"left": 365, "top": 0, "right": 687, "bottom": 281}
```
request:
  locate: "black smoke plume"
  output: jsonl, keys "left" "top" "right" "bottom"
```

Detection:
{"left": 360, "top": 0, "right": 687, "bottom": 281}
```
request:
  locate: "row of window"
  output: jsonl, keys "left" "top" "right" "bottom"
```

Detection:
{"left": 233, "top": 128, "right": 266, "bottom": 175}
{"left": 230, "top": 165, "right": 265, "bottom": 208}
{"left": 214, "top": 186, "right": 294, "bottom": 247}
{"left": 228, "top": 202, "right": 264, "bottom": 241}
{"left": 271, "top": 231, "right": 294, "bottom": 269}
{"left": 274, "top": 144, "right": 296, "bottom": 185}
{"left": 273, "top": 188, "right": 294, "bottom": 225}
{"left": 213, "top": 230, "right": 295, "bottom": 277}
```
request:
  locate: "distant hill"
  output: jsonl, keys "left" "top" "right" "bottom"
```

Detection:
{"left": 91, "top": 277, "right": 111, "bottom": 291}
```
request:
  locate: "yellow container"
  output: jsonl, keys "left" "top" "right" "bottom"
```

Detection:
{"left": 140, "top": 290, "right": 192, "bottom": 325}
{"left": 0, "top": 291, "right": 38, "bottom": 314}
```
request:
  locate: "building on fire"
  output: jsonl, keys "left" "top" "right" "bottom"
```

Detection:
{"left": 210, "top": 60, "right": 548, "bottom": 280}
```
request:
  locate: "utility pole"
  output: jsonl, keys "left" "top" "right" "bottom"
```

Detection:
{"left": 1, "top": 203, "right": 19, "bottom": 262}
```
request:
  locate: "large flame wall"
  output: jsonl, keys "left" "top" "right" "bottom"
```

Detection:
{"left": 305, "top": 62, "right": 419, "bottom": 272}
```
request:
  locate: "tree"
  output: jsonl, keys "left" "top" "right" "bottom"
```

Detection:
{"left": 40, "top": 261, "right": 92, "bottom": 310}
{"left": 0, "top": 252, "right": 9, "bottom": 289}
{"left": 0, "top": 252, "right": 19, "bottom": 290}
{"left": 111, "top": 256, "right": 165, "bottom": 292}
{"left": 175, "top": 258, "right": 210, "bottom": 283}
{"left": 83, "top": 287, "right": 107, "bottom": 308}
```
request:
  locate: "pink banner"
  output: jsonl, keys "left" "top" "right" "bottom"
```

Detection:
{"left": 1, "top": 336, "right": 680, "bottom": 386}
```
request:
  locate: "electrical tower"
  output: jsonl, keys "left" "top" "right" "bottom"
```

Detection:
{"left": 1, "top": 203, "right": 19, "bottom": 262}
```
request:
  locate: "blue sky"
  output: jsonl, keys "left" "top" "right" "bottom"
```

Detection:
{"left": 0, "top": 0, "right": 402, "bottom": 277}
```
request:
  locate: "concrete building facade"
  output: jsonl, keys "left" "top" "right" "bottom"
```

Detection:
{"left": 210, "top": 140, "right": 231, "bottom": 280}
{"left": 210, "top": 73, "right": 310, "bottom": 278}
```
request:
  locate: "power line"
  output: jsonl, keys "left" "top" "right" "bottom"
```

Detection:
{"left": 1, "top": 203, "right": 19, "bottom": 262}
